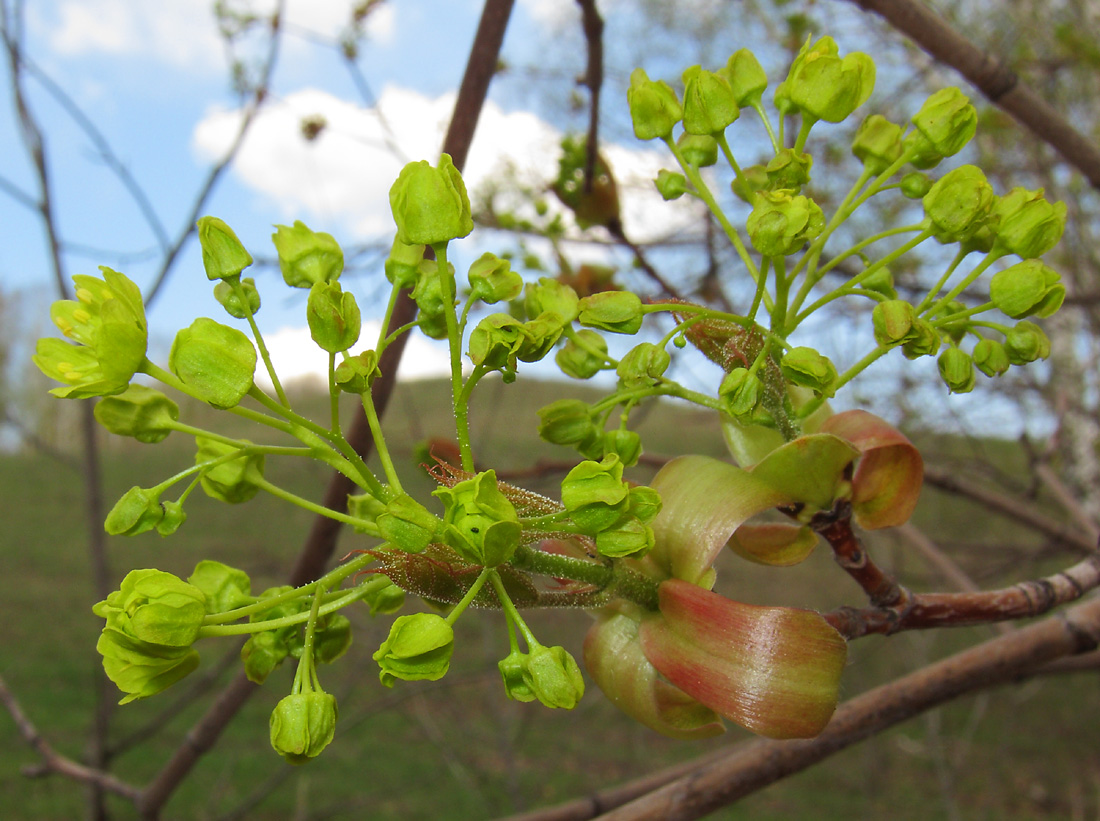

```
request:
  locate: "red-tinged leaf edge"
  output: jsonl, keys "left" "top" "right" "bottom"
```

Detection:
{"left": 639, "top": 579, "right": 847, "bottom": 740}
{"left": 728, "top": 523, "right": 819, "bottom": 566}
{"left": 820, "top": 409, "right": 923, "bottom": 529}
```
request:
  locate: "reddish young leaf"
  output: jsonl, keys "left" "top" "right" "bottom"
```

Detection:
{"left": 727, "top": 523, "right": 819, "bottom": 566}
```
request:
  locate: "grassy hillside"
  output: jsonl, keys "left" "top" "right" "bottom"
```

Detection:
{"left": 1, "top": 378, "right": 1095, "bottom": 820}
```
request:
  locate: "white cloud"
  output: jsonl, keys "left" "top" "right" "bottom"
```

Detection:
{"left": 257, "top": 323, "right": 457, "bottom": 389}
{"left": 192, "top": 84, "right": 697, "bottom": 243}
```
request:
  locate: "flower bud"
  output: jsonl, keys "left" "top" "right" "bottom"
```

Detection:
{"left": 655, "top": 170, "right": 687, "bottom": 201}
{"left": 389, "top": 154, "right": 473, "bottom": 246}
{"left": 718, "top": 367, "right": 763, "bottom": 418}
{"left": 434, "top": 470, "right": 522, "bottom": 567}
{"left": 602, "top": 428, "right": 642, "bottom": 467}
{"left": 901, "top": 130, "right": 943, "bottom": 170}
{"left": 272, "top": 221, "right": 344, "bottom": 288}
{"left": 730, "top": 164, "right": 769, "bottom": 204}
{"left": 188, "top": 559, "right": 251, "bottom": 614}
{"left": 156, "top": 501, "right": 187, "bottom": 536}
{"left": 901, "top": 318, "right": 941, "bottom": 359}
{"left": 410, "top": 260, "right": 450, "bottom": 317}
{"left": 516, "top": 314, "right": 563, "bottom": 363}
{"left": 578, "top": 291, "right": 643, "bottom": 335}
{"left": 307, "top": 281, "right": 361, "bottom": 353}
{"left": 269, "top": 692, "right": 338, "bottom": 764}
{"left": 498, "top": 650, "right": 537, "bottom": 702}
{"left": 937, "top": 347, "right": 975, "bottom": 394}
{"left": 911, "top": 87, "right": 977, "bottom": 157}
{"left": 384, "top": 235, "right": 425, "bottom": 289}
{"left": 197, "top": 216, "right": 253, "bottom": 281}
{"left": 747, "top": 190, "right": 825, "bottom": 257}
{"left": 105, "top": 486, "right": 165, "bottom": 536}
{"left": 524, "top": 645, "right": 585, "bottom": 709}
{"left": 468, "top": 252, "right": 523, "bottom": 304}
{"left": 538, "top": 399, "right": 600, "bottom": 449}
{"left": 851, "top": 114, "right": 903, "bottom": 175}
{"left": 871, "top": 300, "right": 916, "bottom": 346}
{"left": 377, "top": 494, "right": 439, "bottom": 554}
{"left": 314, "top": 613, "right": 352, "bottom": 664}
{"left": 627, "top": 68, "right": 682, "bottom": 140}
{"left": 1004, "top": 320, "right": 1051, "bottom": 365}
{"left": 765, "top": 148, "right": 813, "bottom": 190}
{"left": 785, "top": 36, "right": 875, "bottom": 123}
{"left": 922, "top": 165, "right": 995, "bottom": 243}
{"left": 524, "top": 277, "right": 580, "bottom": 324}
{"left": 333, "top": 350, "right": 380, "bottom": 394}
{"left": 681, "top": 65, "right": 739, "bottom": 135}
{"left": 93, "top": 568, "right": 207, "bottom": 647}
{"left": 627, "top": 485, "right": 663, "bottom": 524}
{"left": 617, "top": 342, "right": 670, "bottom": 388}
{"left": 859, "top": 265, "right": 896, "bottom": 299}
{"left": 596, "top": 516, "right": 654, "bottom": 558}
{"left": 721, "top": 48, "right": 768, "bottom": 108}
{"left": 990, "top": 259, "right": 1064, "bottom": 319}
{"left": 900, "top": 172, "right": 933, "bottom": 199}
{"left": 676, "top": 132, "right": 718, "bottom": 168}
{"left": 195, "top": 437, "right": 265, "bottom": 504}
{"left": 991, "top": 188, "right": 1067, "bottom": 259}
{"left": 469, "top": 313, "right": 524, "bottom": 376}
{"left": 780, "top": 347, "right": 837, "bottom": 397}
{"left": 94, "top": 384, "right": 179, "bottom": 444}
{"left": 363, "top": 580, "right": 405, "bottom": 616}
{"left": 96, "top": 628, "right": 199, "bottom": 704}
{"left": 242, "top": 630, "right": 289, "bottom": 684}
{"left": 973, "top": 338, "right": 1010, "bottom": 377}
{"left": 169, "top": 318, "right": 256, "bottom": 409}
{"left": 555, "top": 330, "right": 608, "bottom": 379}
{"left": 213, "top": 277, "right": 261, "bottom": 319}
{"left": 373, "top": 613, "right": 454, "bottom": 686}
{"left": 561, "top": 455, "right": 630, "bottom": 534}
{"left": 937, "top": 300, "right": 970, "bottom": 344}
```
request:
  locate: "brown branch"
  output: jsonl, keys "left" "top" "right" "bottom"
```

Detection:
{"left": 924, "top": 463, "right": 1096, "bottom": 555}
{"left": 848, "top": 0, "right": 1100, "bottom": 189}
{"left": 812, "top": 502, "right": 909, "bottom": 609}
{"left": 136, "top": 2, "right": 516, "bottom": 817}
{"left": 516, "top": 595, "right": 1100, "bottom": 821}
{"left": 0, "top": 673, "right": 141, "bottom": 803}
{"left": 576, "top": 0, "right": 603, "bottom": 193}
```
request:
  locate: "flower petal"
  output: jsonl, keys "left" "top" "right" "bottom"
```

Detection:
{"left": 820, "top": 410, "right": 923, "bottom": 529}
{"left": 640, "top": 579, "right": 847, "bottom": 739}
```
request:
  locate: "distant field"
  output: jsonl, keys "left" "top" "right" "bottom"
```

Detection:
{"left": 1, "top": 378, "right": 1096, "bottom": 819}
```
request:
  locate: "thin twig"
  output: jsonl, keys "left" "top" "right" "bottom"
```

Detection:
{"left": 575, "top": 0, "right": 603, "bottom": 193}
{"left": 0, "top": 672, "right": 142, "bottom": 803}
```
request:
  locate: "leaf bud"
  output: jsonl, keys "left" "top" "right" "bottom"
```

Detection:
{"left": 681, "top": 65, "right": 740, "bottom": 135}
{"left": 922, "top": 165, "right": 995, "bottom": 243}
{"left": 197, "top": 216, "right": 253, "bottom": 281}
{"left": 911, "top": 87, "right": 977, "bottom": 157}
{"left": 94, "top": 384, "right": 179, "bottom": 444}
{"left": 617, "top": 342, "right": 670, "bottom": 388}
{"left": 213, "top": 277, "right": 261, "bottom": 319}
{"left": 272, "top": 220, "right": 344, "bottom": 288}
{"left": 720, "top": 48, "right": 768, "bottom": 108}
{"left": 389, "top": 154, "right": 473, "bottom": 246}
{"left": 746, "top": 190, "right": 825, "bottom": 257}
{"left": 655, "top": 170, "right": 688, "bottom": 201}
{"left": 555, "top": 330, "right": 608, "bottom": 379}
{"left": 269, "top": 691, "right": 338, "bottom": 764}
{"left": 578, "top": 291, "right": 643, "bottom": 335}
{"left": 937, "top": 346, "right": 976, "bottom": 394}
{"left": 169, "top": 318, "right": 256, "bottom": 409}
{"left": 851, "top": 114, "right": 903, "bottom": 175}
{"left": 991, "top": 188, "right": 1067, "bottom": 259}
{"left": 626, "top": 68, "right": 682, "bottom": 141}
{"left": 1004, "top": 320, "right": 1051, "bottom": 365}
{"left": 373, "top": 613, "right": 454, "bottom": 686}
{"left": 333, "top": 350, "right": 381, "bottom": 394}
{"left": 468, "top": 252, "right": 523, "bottom": 304}
{"left": 973, "top": 338, "right": 1010, "bottom": 377}
{"left": 195, "top": 437, "right": 265, "bottom": 504}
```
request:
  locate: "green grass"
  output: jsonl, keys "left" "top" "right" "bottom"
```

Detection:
{"left": 1, "top": 379, "right": 1097, "bottom": 819}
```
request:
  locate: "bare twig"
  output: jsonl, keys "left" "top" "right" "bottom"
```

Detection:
{"left": 0, "top": 673, "right": 141, "bottom": 803}
{"left": 576, "top": 0, "right": 603, "bottom": 192}
{"left": 848, "top": 0, "right": 1100, "bottom": 189}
